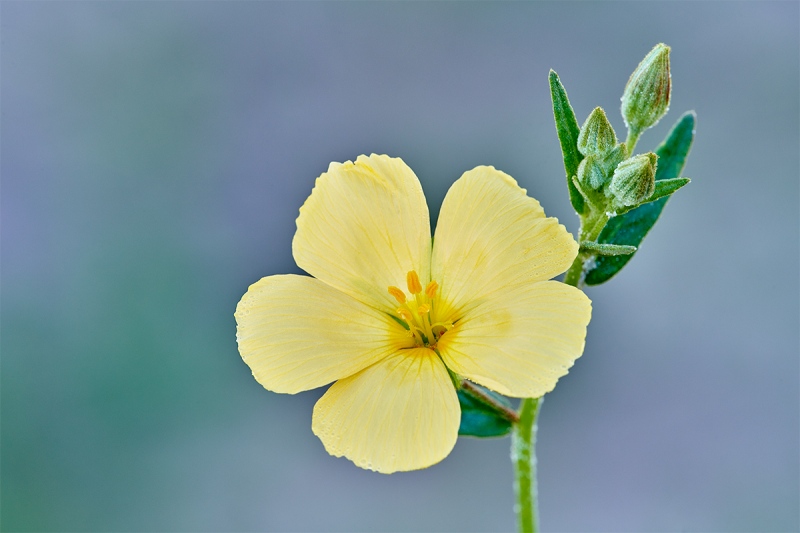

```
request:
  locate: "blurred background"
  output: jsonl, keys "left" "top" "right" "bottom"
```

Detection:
{"left": 2, "top": 2, "right": 797, "bottom": 531}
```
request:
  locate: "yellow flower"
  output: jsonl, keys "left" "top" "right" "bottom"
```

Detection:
{"left": 235, "top": 154, "right": 591, "bottom": 474}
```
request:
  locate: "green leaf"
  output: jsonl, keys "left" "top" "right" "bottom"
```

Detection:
{"left": 457, "top": 387, "right": 513, "bottom": 438}
{"left": 580, "top": 241, "right": 637, "bottom": 256}
{"left": 648, "top": 177, "right": 691, "bottom": 202}
{"left": 585, "top": 111, "right": 695, "bottom": 285}
{"left": 550, "top": 70, "right": 585, "bottom": 214}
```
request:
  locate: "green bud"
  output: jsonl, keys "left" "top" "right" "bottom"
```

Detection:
{"left": 621, "top": 43, "right": 671, "bottom": 134}
{"left": 598, "top": 142, "right": 627, "bottom": 177}
{"left": 578, "top": 107, "right": 618, "bottom": 157}
{"left": 577, "top": 156, "right": 608, "bottom": 190}
{"left": 608, "top": 153, "right": 657, "bottom": 208}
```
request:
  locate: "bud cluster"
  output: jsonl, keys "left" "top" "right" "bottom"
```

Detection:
{"left": 569, "top": 44, "right": 672, "bottom": 217}
{"left": 555, "top": 41, "right": 692, "bottom": 288}
{"left": 573, "top": 106, "right": 658, "bottom": 214}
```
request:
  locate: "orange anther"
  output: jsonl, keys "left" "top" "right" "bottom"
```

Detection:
{"left": 387, "top": 286, "right": 406, "bottom": 304}
{"left": 425, "top": 281, "right": 438, "bottom": 299}
{"left": 406, "top": 270, "right": 422, "bottom": 295}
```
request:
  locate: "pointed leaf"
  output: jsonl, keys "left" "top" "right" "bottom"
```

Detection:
{"left": 550, "top": 70, "right": 585, "bottom": 214}
{"left": 580, "top": 241, "right": 637, "bottom": 256}
{"left": 457, "top": 386, "right": 513, "bottom": 438}
{"left": 585, "top": 111, "right": 695, "bottom": 285}
{"left": 649, "top": 177, "right": 690, "bottom": 202}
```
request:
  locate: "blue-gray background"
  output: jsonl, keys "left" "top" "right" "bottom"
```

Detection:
{"left": 2, "top": 2, "right": 798, "bottom": 531}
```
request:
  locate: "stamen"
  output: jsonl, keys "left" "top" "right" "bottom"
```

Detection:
{"left": 406, "top": 270, "right": 422, "bottom": 295}
{"left": 425, "top": 281, "right": 438, "bottom": 299}
{"left": 390, "top": 273, "right": 449, "bottom": 349}
{"left": 387, "top": 286, "right": 406, "bottom": 304}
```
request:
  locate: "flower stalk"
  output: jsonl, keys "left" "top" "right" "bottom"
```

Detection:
{"left": 513, "top": 397, "right": 543, "bottom": 533}
{"left": 563, "top": 210, "right": 610, "bottom": 288}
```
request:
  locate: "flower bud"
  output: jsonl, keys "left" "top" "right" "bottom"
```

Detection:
{"left": 577, "top": 156, "right": 608, "bottom": 191}
{"left": 599, "top": 142, "right": 627, "bottom": 176}
{"left": 578, "top": 107, "right": 618, "bottom": 157}
{"left": 621, "top": 44, "right": 671, "bottom": 134}
{"left": 608, "top": 153, "right": 657, "bottom": 207}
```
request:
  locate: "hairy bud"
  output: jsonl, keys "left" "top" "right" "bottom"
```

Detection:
{"left": 578, "top": 107, "right": 618, "bottom": 157}
{"left": 608, "top": 153, "right": 657, "bottom": 207}
{"left": 621, "top": 44, "right": 671, "bottom": 134}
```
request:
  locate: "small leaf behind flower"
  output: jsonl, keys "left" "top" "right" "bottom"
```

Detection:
{"left": 550, "top": 70, "right": 585, "bottom": 215}
{"left": 458, "top": 386, "right": 513, "bottom": 438}
{"left": 585, "top": 111, "right": 695, "bottom": 285}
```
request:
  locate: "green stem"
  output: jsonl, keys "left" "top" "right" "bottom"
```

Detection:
{"left": 513, "top": 397, "right": 543, "bottom": 533}
{"left": 563, "top": 211, "right": 609, "bottom": 288}
{"left": 514, "top": 209, "right": 599, "bottom": 532}
{"left": 625, "top": 127, "right": 641, "bottom": 156}
{"left": 581, "top": 211, "right": 610, "bottom": 243}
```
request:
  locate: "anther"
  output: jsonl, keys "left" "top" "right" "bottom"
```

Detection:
{"left": 425, "top": 281, "right": 438, "bottom": 299}
{"left": 406, "top": 270, "right": 422, "bottom": 295}
{"left": 398, "top": 308, "right": 413, "bottom": 322}
{"left": 387, "top": 286, "right": 406, "bottom": 304}
{"left": 417, "top": 303, "right": 430, "bottom": 314}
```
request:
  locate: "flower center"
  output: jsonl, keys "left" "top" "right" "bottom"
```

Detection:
{"left": 388, "top": 270, "right": 453, "bottom": 349}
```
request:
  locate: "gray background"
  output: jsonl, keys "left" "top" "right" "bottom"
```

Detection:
{"left": 2, "top": 2, "right": 798, "bottom": 531}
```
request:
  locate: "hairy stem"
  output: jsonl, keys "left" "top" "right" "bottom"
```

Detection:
{"left": 514, "top": 220, "right": 590, "bottom": 532}
{"left": 625, "top": 127, "right": 641, "bottom": 156}
{"left": 563, "top": 211, "right": 609, "bottom": 288}
{"left": 513, "top": 397, "right": 543, "bottom": 533}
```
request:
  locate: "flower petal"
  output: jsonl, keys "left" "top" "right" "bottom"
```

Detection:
{"left": 431, "top": 166, "right": 578, "bottom": 320}
{"left": 312, "top": 348, "right": 459, "bottom": 474}
{"left": 293, "top": 154, "right": 432, "bottom": 313}
{"left": 437, "top": 281, "right": 591, "bottom": 398}
{"left": 235, "top": 274, "right": 409, "bottom": 394}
